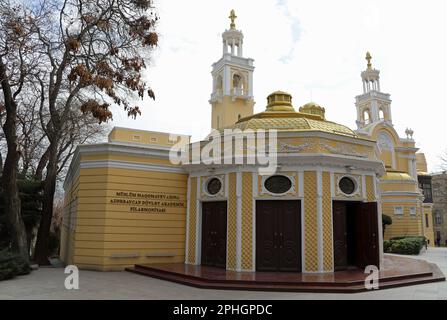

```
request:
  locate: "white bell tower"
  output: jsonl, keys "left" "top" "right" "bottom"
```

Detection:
{"left": 209, "top": 10, "right": 255, "bottom": 130}
{"left": 355, "top": 52, "right": 393, "bottom": 130}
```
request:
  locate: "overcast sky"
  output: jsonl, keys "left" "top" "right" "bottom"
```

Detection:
{"left": 110, "top": 0, "right": 447, "bottom": 172}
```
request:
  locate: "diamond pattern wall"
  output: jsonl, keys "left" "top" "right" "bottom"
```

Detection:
{"left": 187, "top": 177, "right": 197, "bottom": 264}
{"left": 227, "top": 173, "right": 237, "bottom": 270}
{"left": 366, "top": 176, "right": 376, "bottom": 202}
{"left": 322, "top": 172, "right": 333, "bottom": 271}
{"left": 304, "top": 171, "right": 318, "bottom": 272}
{"left": 241, "top": 172, "right": 253, "bottom": 271}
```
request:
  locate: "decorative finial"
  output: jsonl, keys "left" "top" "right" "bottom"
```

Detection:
{"left": 229, "top": 9, "right": 237, "bottom": 29}
{"left": 366, "top": 51, "right": 372, "bottom": 69}
{"left": 405, "top": 128, "right": 414, "bottom": 140}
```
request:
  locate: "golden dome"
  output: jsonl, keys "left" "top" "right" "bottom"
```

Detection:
{"left": 266, "top": 91, "right": 295, "bottom": 112}
{"left": 299, "top": 102, "right": 326, "bottom": 120}
{"left": 229, "top": 92, "right": 357, "bottom": 137}
{"left": 381, "top": 171, "right": 415, "bottom": 181}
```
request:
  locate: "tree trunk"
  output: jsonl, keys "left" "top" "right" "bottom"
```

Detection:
{"left": 0, "top": 59, "right": 28, "bottom": 262}
{"left": 33, "top": 139, "right": 58, "bottom": 265}
{"left": 35, "top": 147, "right": 49, "bottom": 181}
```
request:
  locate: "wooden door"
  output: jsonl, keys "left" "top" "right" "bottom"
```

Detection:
{"left": 333, "top": 202, "right": 348, "bottom": 271}
{"left": 356, "top": 202, "right": 379, "bottom": 269}
{"left": 256, "top": 201, "right": 278, "bottom": 271}
{"left": 279, "top": 201, "right": 301, "bottom": 271}
{"left": 256, "top": 201, "right": 301, "bottom": 272}
{"left": 201, "top": 201, "right": 227, "bottom": 268}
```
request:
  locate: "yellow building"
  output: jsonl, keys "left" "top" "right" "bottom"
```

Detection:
{"left": 61, "top": 12, "right": 434, "bottom": 274}
{"left": 354, "top": 53, "right": 434, "bottom": 243}
{"left": 416, "top": 153, "right": 435, "bottom": 246}
{"left": 60, "top": 129, "right": 191, "bottom": 271}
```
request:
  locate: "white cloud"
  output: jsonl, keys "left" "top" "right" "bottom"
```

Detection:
{"left": 111, "top": 0, "right": 447, "bottom": 172}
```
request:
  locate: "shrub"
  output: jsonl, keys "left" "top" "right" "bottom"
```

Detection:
{"left": 383, "top": 240, "right": 392, "bottom": 253}
{"left": 384, "top": 237, "right": 426, "bottom": 255}
{"left": 0, "top": 250, "right": 30, "bottom": 281}
{"left": 382, "top": 214, "right": 393, "bottom": 226}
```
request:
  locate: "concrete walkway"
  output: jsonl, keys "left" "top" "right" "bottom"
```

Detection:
{"left": 1, "top": 248, "right": 446, "bottom": 300}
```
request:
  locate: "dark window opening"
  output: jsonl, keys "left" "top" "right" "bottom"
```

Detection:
{"left": 264, "top": 176, "right": 292, "bottom": 194}
{"left": 207, "top": 178, "right": 222, "bottom": 195}
{"left": 339, "top": 177, "right": 356, "bottom": 195}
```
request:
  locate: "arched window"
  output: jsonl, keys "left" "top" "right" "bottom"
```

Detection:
{"left": 363, "top": 110, "right": 371, "bottom": 124}
{"left": 232, "top": 73, "right": 245, "bottom": 95}
{"left": 216, "top": 75, "right": 223, "bottom": 90}
{"left": 435, "top": 212, "right": 443, "bottom": 225}
{"left": 379, "top": 108, "right": 385, "bottom": 120}
{"left": 233, "top": 74, "right": 241, "bottom": 88}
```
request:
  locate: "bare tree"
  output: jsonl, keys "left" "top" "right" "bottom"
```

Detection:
{"left": 0, "top": 1, "right": 43, "bottom": 261}
{"left": 30, "top": 0, "right": 158, "bottom": 264}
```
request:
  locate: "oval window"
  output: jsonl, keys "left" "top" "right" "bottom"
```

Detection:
{"left": 339, "top": 177, "right": 356, "bottom": 195}
{"left": 264, "top": 176, "right": 292, "bottom": 194}
{"left": 207, "top": 178, "right": 222, "bottom": 195}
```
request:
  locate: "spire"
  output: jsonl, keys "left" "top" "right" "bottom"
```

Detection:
{"left": 361, "top": 51, "right": 380, "bottom": 94}
{"left": 366, "top": 51, "right": 372, "bottom": 70}
{"left": 229, "top": 9, "right": 237, "bottom": 30}
{"left": 356, "top": 51, "right": 393, "bottom": 130}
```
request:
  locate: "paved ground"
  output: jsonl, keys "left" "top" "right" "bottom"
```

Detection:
{"left": 1, "top": 248, "right": 446, "bottom": 300}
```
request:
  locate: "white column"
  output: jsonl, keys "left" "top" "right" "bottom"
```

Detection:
{"left": 374, "top": 176, "right": 384, "bottom": 269}
{"left": 248, "top": 72, "right": 253, "bottom": 97}
{"left": 224, "top": 66, "right": 231, "bottom": 95}
{"left": 231, "top": 39, "right": 235, "bottom": 55}
{"left": 223, "top": 40, "right": 227, "bottom": 54}
{"left": 377, "top": 79, "right": 381, "bottom": 92}
{"left": 239, "top": 40, "right": 243, "bottom": 57}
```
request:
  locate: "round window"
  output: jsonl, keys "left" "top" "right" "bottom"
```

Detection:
{"left": 339, "top": 177, "right": 356, "bottom": 195}
{"left": 264, "top": 175, "right": 292, "bottom": 194}
{"left": 206, "top": 178, "right": 222, "bottom": 195}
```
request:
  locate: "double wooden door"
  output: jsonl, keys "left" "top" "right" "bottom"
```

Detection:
{"left": 201, "top": 201, "right": 227, "bottom": 268}
{"left": 333, "top": 201, "right": 379, "bottom": 271}
{"left": 256, "top": 201, "right": 301, "bottom": 272}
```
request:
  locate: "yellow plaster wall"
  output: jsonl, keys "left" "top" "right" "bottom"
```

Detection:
{"left": 380, "top": 182, "right": 417, "bottom": 193}
{"left": 64, "top": 153, "right": 187, "bottom": 271}
{"left": 303, "top": 171, "right": 318, "bottom": 272}
{"left": 381, "top": 151, "right": 393, "bottom": 169}
{"left": 212, "top": 96, "right": 254, "bottom": 130}
{"left": 60, "top": 226, "right": 75, "bottom": 266}
{"left": 382, "top": 202, "right": 422, "bottom": 240}
{"left": 108, "top": 127, "right": 190, "bottom": 147}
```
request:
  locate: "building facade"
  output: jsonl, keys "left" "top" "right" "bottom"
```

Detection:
{"left": 432, "top": 172, "right": 447, "bottom": 247}
{"left": 61, "top": 12, "right": 434, "bottom": 272}
{"left": 416, "top": 153, "right": 435, "bottom": 246}
{"left": 354, "top": 54, "right": 431, "bottom": 242}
